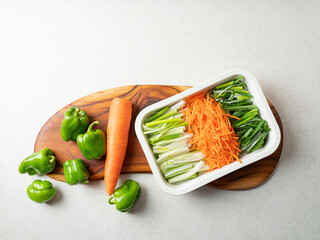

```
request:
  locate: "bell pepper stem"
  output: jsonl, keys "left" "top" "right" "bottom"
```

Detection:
{"left": 87, "top": 121, "right": 100, "bottom": 132}
{"left": 72, "top": 107, "right": 80, "bottom": 116}
{"left": 49, "top": 156, "right": 55, "bottom": 164}
{"left": 108, "top": 195, "right": 116, "bottom": 205}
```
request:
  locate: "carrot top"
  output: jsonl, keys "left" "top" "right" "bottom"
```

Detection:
{"left": 184, "top": 93, "right": 241, "bottom": 171}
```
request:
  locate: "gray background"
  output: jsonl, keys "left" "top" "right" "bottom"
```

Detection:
{"left": 1, "top": 1, "right": 319, "bottom": 239}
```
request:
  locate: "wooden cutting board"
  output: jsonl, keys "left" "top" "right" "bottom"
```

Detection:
{"left": 35, "top": 85, "right": 283, "bottom": 190}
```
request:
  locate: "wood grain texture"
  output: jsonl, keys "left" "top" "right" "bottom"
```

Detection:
{"left": 34, "top": 85, "right": 283, "bottom": 190}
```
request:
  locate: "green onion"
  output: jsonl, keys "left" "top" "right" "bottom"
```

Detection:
{"left": 152, "top": 139, "right": 190, "bottom": 154}
{"left": 163, "top": 163, "right": 193, "bottom": 179}
{"left": 168, "top": 161, "right": 204, "bottom": 184}
{"left": 145, "top": 118, "right": 183, "bottom": 127}
{"left": 153, "top": 109, "right": 178, "bottom": 122}
{"left": 210, "top": 76, "right": 270, "bottom": 154}
{"left": 149, "top": 126, "right": 186, "bottom": 144}
{"left": 143, "top": 100, "right": 209, "bottom": 184}
{"left": 215, "top": 80, "right": 234, "bottom": 89}
{"left": 156, "top": 147, "right": 190, "bottom": 164}
{"left": 223, "top": 105, "right": 257, "bottom": 111}
{"left": 162, "top": 163, "right": 186, "bottom": 170}
{"left": 145, "top": 107, "right": 170, "bottom": 123}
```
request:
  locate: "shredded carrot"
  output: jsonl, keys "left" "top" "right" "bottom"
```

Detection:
{"left": 225, "top": 114, "right": 241, "bottom": 121}
{"left": 184, "top": 93, "right": 241, "bottom": 171}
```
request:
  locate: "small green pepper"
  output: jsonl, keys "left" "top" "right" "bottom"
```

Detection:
{"left": 108, "top": 179, "right": 141, "bottom": 212}
{"left": 61, "top": 107, "right": 89, "bottom": 142}
{"left": 76, "top": 121, "right": 106, "bottom": 160}
{"left": 63, "top": 159, "right": 89, "bottom": 185}
{"left": 19, "top": 148, "right": 56, "bottom": 175}
{"left": 27, "top": 180, "right": 56, "bottom": 203}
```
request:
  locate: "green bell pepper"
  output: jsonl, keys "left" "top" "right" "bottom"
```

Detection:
{"left": 63, "top": 159, "right": 89, "bottom": 185}
{"left": 27, "top": 180, "right": 56, "bottom": 203}
{"left": 108, "top": 179, "right": 141, "bottom": 212}
{"left": 19, "top": 148, "right": 56, "bottom": 175}
{"left": 76, "top": 121, "right": 106, "bottom": 160}
{"left": 61, "top": 107, "right": 89, "bottom": 142}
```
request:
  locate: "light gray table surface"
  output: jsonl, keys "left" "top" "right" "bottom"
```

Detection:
{"left": 1, "top": 1, "right": 319, "bottom": 239}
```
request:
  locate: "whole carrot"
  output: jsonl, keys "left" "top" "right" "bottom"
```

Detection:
{"left": 104, "top": 98, "right": 132, "bottom": 195}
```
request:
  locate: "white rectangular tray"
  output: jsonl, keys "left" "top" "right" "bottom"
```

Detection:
{"left": 135, "top": 69, "right": 281, "bottom": 195}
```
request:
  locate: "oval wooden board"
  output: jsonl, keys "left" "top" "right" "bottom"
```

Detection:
{"left": 35, "top": 85, "right": 283, "bottom": 190}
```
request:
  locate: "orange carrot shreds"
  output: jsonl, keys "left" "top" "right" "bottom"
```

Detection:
{"left": 184, "top": 93, "right": 241, "bottom": 171}
{"left": 225, "top": 114, "right": 241, "bottom": 121}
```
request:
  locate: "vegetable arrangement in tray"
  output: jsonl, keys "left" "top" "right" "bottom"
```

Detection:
{"left": 143, "top": 76, "right": 270, "bottom": 184}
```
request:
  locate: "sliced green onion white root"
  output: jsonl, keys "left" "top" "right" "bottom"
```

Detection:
{"left": 156, "top": 147, "right": 190, "bottom": 164}
{"left": 143, "top": 100, "right": 209, "bottom": 184}
{"left": 168, "top": 161, "right": 205, "bottom": 184}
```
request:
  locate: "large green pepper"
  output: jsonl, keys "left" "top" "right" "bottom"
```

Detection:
{"left": 108, "top": 179, "right": 141, "bottom": 212}
{"left": 27, "top": 180, "right": 56, "bottom": 203}
{"left": 63, "top": 159, "right": 89, "bottom": 185}
{"left": 76, "top": 121, "right": 106, "bottom": 160}
{"left": 19, "top": 148, "right": 56, "bottom": 175}
{"left": 61, "top": 107, "right": 89, "bottom": 142}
